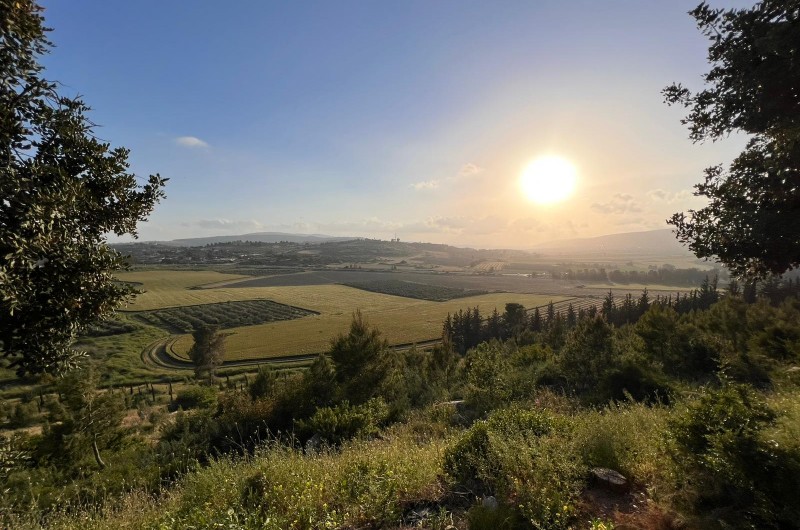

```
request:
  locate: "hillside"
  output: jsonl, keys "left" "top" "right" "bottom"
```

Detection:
{"left": 161, "top": 232, "right": 355, "bottom": 246}
{"left": 534, "top": 229, "right": 693, "bottom": 257}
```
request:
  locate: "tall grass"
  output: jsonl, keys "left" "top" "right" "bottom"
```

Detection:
{"left": 29, "top": 426, "right": 450, "bottom": 530}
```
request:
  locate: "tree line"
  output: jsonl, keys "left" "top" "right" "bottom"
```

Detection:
{"left": 553, "top": 265, "right": 724, "bottom": 286}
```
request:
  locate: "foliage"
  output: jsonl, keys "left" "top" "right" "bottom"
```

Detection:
{"left": 444, "top": 406, "right": 584, "bottom": 529}
{"left": 669, "top": 382, "right": 800, "bottom": 528}
{"left": 557, "top": 317, "right": 618, "bottom": 394}
{"left": 187, "top": 325, "right": 225, "bottom": 383}
{"left": 299, "top": 354, "right": 337, "bottom": 412}
{"left": 664, "top": 1, "right": 800, "bottom": 278}
{"left": 635, "top": 303, "right": 719, "bottom": 379}
{"left": 173, "top": 385, "right": 218, "bottom": 410}
{"left": 42, "top": 366, "right": 126, "bottom": 469}
{"left": 329, "top": 310, "right": 390, "bottom": 405}
{"left": 463, "top": 341, "right": 513, "bottom": 415}
{"left": 295, "top": 398, "right": 390, "bottom": 446}
{"left": 0, "top": 0, "right": 166, "bottom": 375}
{"left": 248, "top": 365, "right": 277, "bottom": 401}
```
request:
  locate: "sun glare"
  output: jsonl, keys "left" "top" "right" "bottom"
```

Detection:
{"left": 520, "top": 155, "right": 577, "bottom": 205}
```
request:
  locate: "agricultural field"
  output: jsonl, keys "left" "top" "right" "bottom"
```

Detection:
{"left": 342, "top": 279, "right": 486, "bottom": 301}
{"left": 220, "top": 269, "right": 690, "bottom": 298}
{"left": 169, "top": 290, "right": 571, "bottom": 361}
{"left": 471, "top": 260, "right": 506, "bottom": 272}
{"left": 79, "top": 268, "right": 688, "bottom": 372}
{"left": 117, "top": 270, "right": 251, "bottom": 309}
{"left": 134, "top": 299, "right": 317, "bottom": 333}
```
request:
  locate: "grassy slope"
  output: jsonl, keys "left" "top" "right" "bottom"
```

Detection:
{"left": 24, "top": 400, "right": 678, "bottom": 530}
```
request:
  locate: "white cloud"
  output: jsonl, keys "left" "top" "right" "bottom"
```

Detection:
{"left": 175, "top": 136, "right": 209, "bottom": 148}
{"left": 411, "top": 180, "right": 440, "bottom": 191}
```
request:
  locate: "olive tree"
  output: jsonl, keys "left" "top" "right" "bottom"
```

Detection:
{"left": 665, "top": 1, "right": 800, "bottom": 279}
{"left": 0, "top": 1, "right": 166, "bottom": 375}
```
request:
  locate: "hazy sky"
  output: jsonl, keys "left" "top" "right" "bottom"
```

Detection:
{"left": 40, "top": 1, "right": 753, "bottom": 248}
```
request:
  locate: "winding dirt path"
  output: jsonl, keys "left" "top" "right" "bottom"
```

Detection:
{"left": 140, "top": 335, "right": 443, "bottom": 371}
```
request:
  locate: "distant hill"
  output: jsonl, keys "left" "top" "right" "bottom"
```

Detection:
{"left": 534, "top": 229, "right": 692, "bottom": 256}
{"left": 160, "top": 232, "right": 356, "bottom": 247}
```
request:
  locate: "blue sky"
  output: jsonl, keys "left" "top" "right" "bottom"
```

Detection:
{"left": 40, "top": 1, "right": 752, "bottom": 247}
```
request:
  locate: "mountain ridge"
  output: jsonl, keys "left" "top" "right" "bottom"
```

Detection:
{"left": 156, "top": 232, "right": 356, "bottom": 247}
{"left": 533, "top": 228, "right": 692, "bottom": 256}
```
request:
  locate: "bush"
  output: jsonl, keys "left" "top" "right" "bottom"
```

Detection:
{"left": 463, "top": 342, "right": 513, "bottom": 416}
{"left": 296, "top": 398, "right": 390, "bottom": 446}
{"left": 669, "top": 383, "right": 800, "bottom": 528}
{"left": 595, "top": 357, "right": 672, "bottom": 405}
{"left": 8, "top": 401, "right": 38, "bottom": 428}
{"left": 173, "top": 385, "right": 217, "bottom": 410}
{"left": 444, "top": 406, "right": 584, "bottom": 529}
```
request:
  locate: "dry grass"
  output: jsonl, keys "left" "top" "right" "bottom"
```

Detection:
{"left": 117, "top": 270, "right": 250, "bottom": 310}
{"left": 170, "top": 290, "right": 565, "bottom": 360}
{"left": 33, "top": 425, "right": 450, "bottom": 530}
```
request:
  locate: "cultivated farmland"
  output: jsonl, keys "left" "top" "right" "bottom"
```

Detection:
{"left": 342, "top": 279, "right": 486, "bottom": 301}
{"left": 168, "top": 291, "right": 571, "bottom": 361}
{"left": 98, "top": 267, "right": 694, "bottom": 371}
{"left": 134, "top": 299, "right": 318, "bottom": 333}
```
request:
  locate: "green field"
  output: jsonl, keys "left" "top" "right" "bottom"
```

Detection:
{"left": 114, "top": 270, "right": 569, "bottom": 363}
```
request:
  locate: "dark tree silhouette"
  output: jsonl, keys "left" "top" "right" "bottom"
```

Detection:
{"left": 188, "top": 325, "right": 225, "bottom": 384}
{"left": 665, "top": 1, "right": 800, "bottom": 278}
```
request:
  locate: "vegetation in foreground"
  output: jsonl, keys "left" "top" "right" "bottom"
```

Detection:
{"left": 2, "top": 0, "right": 800, "bottom": 529}
{"left": 3, "top": 282, "right": 800, "bottom": 529}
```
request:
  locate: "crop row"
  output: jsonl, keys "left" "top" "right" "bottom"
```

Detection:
{"left": 82, "top": 318, "right": 141, "bottom": 337}
{"left": 343, "top": 279, "right": 487, "bottom": 301}
{"left": 133, "top": 299, "right": 317, "bottom": 333}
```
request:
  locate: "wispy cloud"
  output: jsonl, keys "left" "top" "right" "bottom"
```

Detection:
{"left": 457, "top": 163, "right": 483, "bottom": 179}
{"left": 175, "top": 136, "right": 209, "bottom": 148}
{"left": 647, "top": 188, "right": 694, "bottom": 203}
{"left": 591, "top": 193, "right": 642, "bottom": 214}
{"left": 423, "top": 215, "right": 509, "bottom": 235}
{"left": 410, "top": 162, "right": 483, "bottom": 192}
{"left": 185, "top": 218, "right": 264, "bottom": 231}
{"left": 411, "top": 180, "right": 440, "bottom": 191}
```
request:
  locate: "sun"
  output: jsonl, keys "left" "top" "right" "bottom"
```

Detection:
{"left": 519, "top": 155, "right": 578, "bottom": 205}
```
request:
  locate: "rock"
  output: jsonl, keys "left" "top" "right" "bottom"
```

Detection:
{"left": 482, "top": 496, "right": 498, "bottom": 511}
{"left": 590, "top": 467, "right": 629, "bottom": 494}
{"left": 305, "top": 433, "right": 322, "bottom": 453}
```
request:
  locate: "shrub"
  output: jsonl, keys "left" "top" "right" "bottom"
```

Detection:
{"left": 295, "top": 398, "right": 390, "bottom": 446}
{"left": 595, "top": 356, "right": 672, "bottom": 405}
{"left": 173, "top": 385, "right": 217, "bottom": 410}
{"left": 669, "top": 383, "right": 800, "bottom": 528}
{"left": 463, "top": 342, "right": 513, "bottom": 416}
{"left": 444, "top": 406, "right": 584, "bottom": 529}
